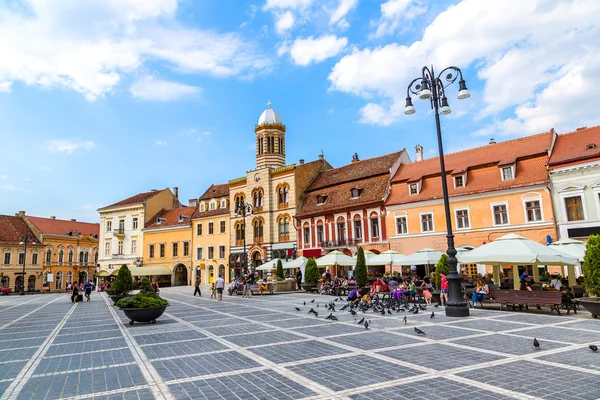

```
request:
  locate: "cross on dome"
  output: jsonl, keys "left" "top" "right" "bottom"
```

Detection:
{"left": 267, "top": 100, "right": 272, "bottom": 109}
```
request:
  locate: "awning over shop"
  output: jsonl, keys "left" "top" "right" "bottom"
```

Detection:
{"left": 110, "top": 268, "right": 121, "bottom": 276}
{"left": 130, "top": 266, "right": 172, "bottom": 276}
{"left": 96, "top": 270, "right": 110, "bottom": 277}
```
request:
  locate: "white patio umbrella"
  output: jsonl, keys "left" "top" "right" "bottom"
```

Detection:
{"left": 550, "top": 238, "right": 586, "bottom": 277}
{"left": 283, "top": 256, "right": 308, "bottom": 269}
{"left": 316, "top": 250, "right": 356, "bottom": 267}
{"left": 367, "top": 250, "right": 406, "bottom": 266}
{"left": 397, "top": 248, "right": 444, "bottom": 266}
{"left": 255, "top": 258, "right": 285, "bottom": 271}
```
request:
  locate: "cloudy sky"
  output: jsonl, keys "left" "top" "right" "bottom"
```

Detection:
{"left": 0, "top": 0, "right": 598, "bottom": 222}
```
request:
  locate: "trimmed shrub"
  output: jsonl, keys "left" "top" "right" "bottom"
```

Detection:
{"left": 276, "top": 259, "right": 284, "bottom": 280}
{"left": 304, "top": 258, "right": 320, "bottom": 285}
{"left": 435, "top": 254, "right": 450, "bottom": 289}
{"left": 116, "top": 278, "right": 168, "bottom": 308}
{"left": 113, "top": 264, "right": 133, "bottom": 296}
{"left": 582, "top": 234, "right": 600, "bottom": 297}
{"left": 355, "top": 247, "right": 368, "bottom": 288}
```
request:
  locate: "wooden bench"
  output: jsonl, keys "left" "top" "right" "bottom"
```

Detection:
{"left": 477, "top": 289, "right": 575, "bottom": 315}
{"left": 250, "top": 284, "right": 274, "bottom": 295}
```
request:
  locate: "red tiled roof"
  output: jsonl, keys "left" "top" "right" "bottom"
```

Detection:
{"left": 297, "top": 152, "right": 402, "bottom": 218}
{"left": 26, "top": 216, "right": 99, "bottom": 237}
{"left": 386, "top": 134, "right": 552, "bottom": 206}
{"left": 100, "top": 189, "right": 164, "bottom": 210}
{"left": 145, "top": 206, "right": 197, "bottom": 229}
{"left": 191, "top": 207, "right": 229, "bottom": 219}
{"left": 0, "top": 215, "right": 41, "bottom": 245}
{"left": 199, "top": 184, "right": 229, "bottom": 201}
{"left": 308, "top": 152, "right": 402, "bottom": 191}
{"left": 548, "top": 125, "right": 600, "bottom": 166}
{"left": 391, "top": 132, "right": 553, "bottom": 184}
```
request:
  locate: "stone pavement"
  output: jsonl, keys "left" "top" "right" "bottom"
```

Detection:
{"left": 0, "top": 287, "right": 599, "bottom": 400}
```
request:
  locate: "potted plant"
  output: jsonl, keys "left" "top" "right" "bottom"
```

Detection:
{"left": 110, "top": 265, "right": 133, "bottom": 304}
{"left": 302, "top": 258, "right": 320, "bottom": 292}
{"left": 579, "top": 234, "right": 600, "bottom": 318}
{"left": 116, "top": 278, "right": 169, "bottom": 325}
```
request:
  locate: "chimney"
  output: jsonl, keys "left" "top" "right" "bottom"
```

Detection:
{"left": 299, "top": 159, "right": 304, "bottom": 165}
{"left": 71, "top": 219, "right": 76, "bottom": 222}
{"left": 489, "top": 138, "right": 497, "bottom": 145}
{"left": 351, "top": 153, "right": 360, "bottom": 163}
{"left": 173, "top": 187, "right": 179, "bottom": 199}
{"left": 415, "top": 145, "right": 423, "bottom": 162}
{"left": 17, "top": 210, "right": 25, "bottom": 216}
{"left": 318, "top": 154, "right": 324, "bottom": 161}
{"left": 577, "top": 126, "right": 588, "bottom": 131}
{"left": 189, "top": 199, "right": 198, "bottom": 207}
{"left": 50, "top": 216, "right": 56, "bottom": 219}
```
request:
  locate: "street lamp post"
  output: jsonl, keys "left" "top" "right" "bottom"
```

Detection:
{"left": 405, "top": 65, "right": 471, "bottom": 317}
{"left": 234, "top": 202, "right": 253, "bottom": 275}
{"left": 19, "top": 233, "right": 36, "bottom": 295}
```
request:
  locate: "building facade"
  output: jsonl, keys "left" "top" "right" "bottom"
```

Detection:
{"left": 191, "top": 184, "right": 230, "bottom": 283}
{"left": 0, "top": 214, "right": 44, "bottom": 292}
{"left": 22, "top": 213, "right": 99, "bottom": 291}
{"left": 97, "top": 188, "right": 180, "bottom": 274}
{"left": 385, "top": 133, "right": 557, "bottom": 278}
{"left": 228, "top": 103, "right": 331, "bottom": 274}
{"left": 548, "top": 125, "right": 600, "bottom": 241}
{"left": 141, "top": 206, "right": 195, "bottom": 287}
{"left": 296, "top": 151, "right": 409, "bottom": 262}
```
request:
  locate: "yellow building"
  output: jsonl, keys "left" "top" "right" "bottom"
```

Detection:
{"left": 141, "top": 206, "right": 196, "bottom": 287}
{"left": 191, "top": 184, "right": 230, "bottom": 283}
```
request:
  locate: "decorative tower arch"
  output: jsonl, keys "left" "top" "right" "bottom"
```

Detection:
{"left": 255, "top": 100, "right": 286, "bottom": 169}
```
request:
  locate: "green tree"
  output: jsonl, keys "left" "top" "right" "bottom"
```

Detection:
{"left": 113, "top": 264, "right": 133, "bottom": 296}
{"left": 355, "top": 247, "right": 368, "bottom": 288}
{"left": 276, "top": 259, "right": 284, "bottom": 280}
{"left": 582, "top": 234, "right": 600, "bottom": 297}
{"left": 434, "top": 254, "right": 450, "bottom": 289}
{"left": 304, "top": 258, "right": 320, "bottom": 285}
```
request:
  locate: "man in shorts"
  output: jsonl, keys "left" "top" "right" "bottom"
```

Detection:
{"left": 215, "top": 274, "right": 225, "bottom": 301}
{"left": 243, "top": 272, "right": 254, "bottom": 298}
{"left": 84, "top": 280, "right": 94, "bottom": 301}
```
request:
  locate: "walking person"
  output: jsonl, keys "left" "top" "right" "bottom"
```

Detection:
{"left": 193, "top": 276, "right": 202, "bottom": 296}
{"left": 151, "top": 278, "right": 160, "bottom": 296}
{"left": 71, "top": 281, "right": 79, "bottom": 303}
{"left": 296, "top": 269, "right": 302, "bottom": 291}
{"left": 84, "top": 280, "right": 93, "bottom": 302}
{"left": 243, "top": 271, "right": 254, "bottom": 298}
{"left": 215, "top": 274, "right": 225, "bottom": 301}
{"left": 440, "top": 272, "right": 448, "bottom": 306}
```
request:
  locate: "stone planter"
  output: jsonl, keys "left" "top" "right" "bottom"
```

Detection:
{"left": 121, "top": 305, "right": 168, "bottom": 325}
{"left": 302, "top": 284, "right": 316, "bottom": 293}
{"left": 110, "top": 294, "right": 130, "bottom": 304}
{"left": 577, "top": 297, "right": 600, "bottom": 318}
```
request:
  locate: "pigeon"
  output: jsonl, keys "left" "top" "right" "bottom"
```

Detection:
{"left": 533, "top": 338, "right": 540, "bottom": 350}
{"left": 330, "top": 315, "right": 338, "bottom": 321}
{"left": 413, "top": 308, "right": 419, "bottom": 314}
{"left": 317, "top": 303, "right": 319, "bottom": 308}
{"left": 364, "top": 321, "right": 369, "bottom": 329}
{"left": 295, "top": 307, "right": 301, "bottom": 311}
{"left": 340, "top": 304, "right": 349, "bottom": 311}
{"left": 334, "top": 298, "right": 339, "bottom": 302}
{"left": 314, "top": 312, "right": 319, "bottom": 317}
{"left": 414, "top": 327, "right": 425, "bottom": 335}
{"left": 304, "top": 301, "right": 306, "bottom": 306}
{"left": 325, "top": 313, "right": 334, "bottom": 320}
{"left": 399, "top": 308, "right": 406, "bottom": 312}
{"left": 380, "top": 309, "right": 386, "bottom": 316}
{"left": 350, "top": 309, "right": 357, "bottom": 316}
{"left": 402, "top": 316, "right": 407, "bottom": 325}
{"left": 589, "top": 345, "right": 598, "bottom": 352}
{"left": 430, "top": 312, "right": 435, "bottom": 319}
{"left": 358, "top": 317, "right": 365, "bottom": 325}
{"left": 308, "top": 308, "right": 316, "bottom": 314}
{"left": 310, "top": 299, "right": 315, "bottom": 303}
{"left": 387, "top": 309, "right": 392, "bottom": 315}
{"left": 434, "top": 304, "right": 439, "bottom": 308}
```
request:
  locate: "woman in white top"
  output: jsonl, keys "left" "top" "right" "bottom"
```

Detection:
{"left": 550, "top": 275, "right": 563, "bottom": 290}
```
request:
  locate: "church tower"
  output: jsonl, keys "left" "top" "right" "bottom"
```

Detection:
{"left": 255, "top": 101, "right": 286, "bottom": 169}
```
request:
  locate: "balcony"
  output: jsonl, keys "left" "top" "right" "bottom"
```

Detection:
{"left": 113, "top": 229, "right": 125, "bottom": 238}
{"left": 111, "top": 254, "right": 125, "bottom": 260}
{"left": 321, "top": 239, "right": 359, "bottom": 249}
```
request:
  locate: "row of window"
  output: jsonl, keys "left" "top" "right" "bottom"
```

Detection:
{"left": 104, "top": 239, "right": 137, "bottom": 256}
{"left": 257, "top": 136, "right": 284, "bottom": 155}
{"left": 233, "top": 217, "right": 292, "bottom": 243}
{"left": 148, "top": 242, "right": 190, "bottom": 259}
{"left": 195, "top": 245, "right": 226, "bottom": 261}
{"left": 234, "top": 185, "right": 290, "bottom": 212}
{"left": 394, "top": 200, "right": 543, "bottom": 235}
{"left": 3, "top": 248, "right": 98, "bottom": 266}
{"left": 199, "top": 199, "right": 227, "bottom": 212}
{"left": 196, "top": 221, "right": 227, "bottom": 236}
{"left": 301, "top": 217, "right": 381, "bottom": 247}
{"left": 316, "top": 188, "right": 364, "bottom": 206}
{"left": 105, "top": 218, "right": 138, "bottom": 232}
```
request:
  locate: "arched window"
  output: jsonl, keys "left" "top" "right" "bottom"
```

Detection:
{"left": 252, "top": 188, "right": 264, "bottom": 209}
{"left": 94, "top": 251, "right": 98, "bottom": 264}
{"left": 253, "top": 218, "right": 264, "bottom": 242}
{"left": 277, "top": 184, "right": 290, "bottom": 208}
{"left": 43, "top": 271, "right": 49, "bottom": 287}
{"left": 45, "top": 249, "right": 52, "bottom": 264}
{"left": 370, "top": 212, "right": 380, "bottom": 238}
{"left": 58, "top": 249, "right": 64, "bottom": 265}
{"left": 66, "top": 271, "right": 73, "bottom": 285}
{"left": 55, "top": 271, "right": 63, "bottom": 290}
{"left": 277, "top": 214, "right": 290, "bottom": 240}
{"left": 68, "top": 250, "right": 74, "bottom": 265}
{"left": 353, "top": 215, "right": 362, "bottom": 240}
{"left": 27, "top": 275, "right": 35, "bottom": 291}
{"left": 79, "top": 251, "right": 84, "bottom": 263}
{"left": 1, "top": 276, "right": 9, "bottom": 288}
{"left": 84, "top": 252, "right": 89, "bottom": 263}
{"left": 337, "top": 217, "right": 346, "bottom": 242}
{"left": 235, "top": 222, "right": 245, "bottom": 244}
{"left": 234, "top": 194, "right": 246, "bottom": 213}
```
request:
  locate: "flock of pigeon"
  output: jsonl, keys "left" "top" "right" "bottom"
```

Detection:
{"left": 294, "top": 298, "right": 599, "bottom": 352}
{"left": 295, "top": 297, "right": 434, "bottom": 334}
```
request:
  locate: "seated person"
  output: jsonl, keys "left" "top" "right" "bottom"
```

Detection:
{"left": 388, "top": 277, "right": 399, "bottom": 285}
{"left": 370, "top": 278, "right": 389, "bottom": 296}
{"left": 320, "top": 279, "right": 332, "bottom": 295}
{"left": 348, "top": 277, "right": 357, "bottom": 285}
{"left": 549, "top": 274, "right": 563, "bottom": 290}
{"left": 360, "top": 292, "right": 372, "bottom": 305}
{"left": 392, "top": 281, "right": 407, "bottom": 301}
{"left": 259, "top": 279, "right": 270, "bottom": 295}
{"left": 347, "top": 287, "right": 361, "bottom": 303}
{"left": 404, "top": 279, "right": 416, "bottom": 298}
{"left": 471, "top": 278, "right": 489, "bottom": 307}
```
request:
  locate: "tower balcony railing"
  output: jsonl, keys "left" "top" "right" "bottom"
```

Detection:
{"left": 321, "top": 239, "right": 359, "bottom": 249}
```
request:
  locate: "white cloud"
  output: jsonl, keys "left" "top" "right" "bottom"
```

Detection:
{"left": 0, "top": 174, "right": 7, "bottom": 180}
{"left": 289, "top": 35, "right": 348, "bottom": 66}
{"left": 263, "top": 0, "right": 314, "bottom": 11}
{"left": 45, "top": 140, "right": 95, "bottom": 154}
{"left": 0, "top": 81, "right": 12, "bottom": 92}
{"left": 155, "top": 140, "right": 168, "bottom": 146}
{"left": 0, "top": 0, "right": 271, "bottom": 100}
{"left": 330, "top": 0, "right": 358, "bottom": 30}
{"left": 329, "top": 0, "right": 600, "bottom": 133}
{"left": 202, "top": 131, "right": 211, "bottom": 135}
{"left": 0, "top": 184, "right": 18, "bottom": 191}
{"left": 130, "top": 76, "right": 201, "bottom": 101}
{"left": 372, "top": 0, "right": 427, "bottom": 38}
{"left": 275, "top": 11, "right": 295, "bottom": 34}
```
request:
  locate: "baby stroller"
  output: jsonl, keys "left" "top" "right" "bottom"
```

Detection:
{"left": 228, "top": 279, "right": 242, "bottom": 296}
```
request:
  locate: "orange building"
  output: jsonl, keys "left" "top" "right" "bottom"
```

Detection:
{"left": 21, "top": 213, "right": 99, "bottom": 291}
{"left": 385, "top": 132, "right": 557, "bottom": 282}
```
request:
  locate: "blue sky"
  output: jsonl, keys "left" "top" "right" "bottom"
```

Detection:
{"left": 0, "top": 0, "right": 599, "bottom": 222}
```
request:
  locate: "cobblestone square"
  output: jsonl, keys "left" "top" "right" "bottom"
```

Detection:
{"left": 1, "top": 288, "right": 599, "bottom": 400}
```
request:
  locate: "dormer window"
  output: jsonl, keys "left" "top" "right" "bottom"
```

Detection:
{"left": 454, "top": 175, "right": 464, "bottom": 188}
{"left": 316, "top": 195, "right": 328, "bottom": 205}
{"left": 178, "top": 215, "right": 188, "bottom": 223}
{"left": 200, "top": 204, "right": 205, "bottom": 212}
{"left": 350, "top": 188, "right": 363, "bottom": 199}
{"left": 210, "top": 202, "right": 216, "bottom": 210}
{"left": 586, "top": 143, "right": 597, "bottom": 150}
{"left": 501, "top": 166, "right": 514, "bottom": 181}
{"left": 221, "top": 200, "right": 226, "bottom": 208}
{"left": 410, "top": 184, "right": 418, "bottom": 195}
{"left": 156, "top": 217, "right": 166, "bottom": 225}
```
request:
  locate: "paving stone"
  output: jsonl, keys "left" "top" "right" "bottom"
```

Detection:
{"left": 46, "top": 338, "right": 128, "bottom": 357}
{"left": 510, "top": 326, "right": 600, "bottom": 344}
{"left": 94, "top": 388, "right": 155, "bottom": 400}
{"left": 328, "top": 331, "right": 421, "bottom": 350}
{"left": 134, "top": 330, "right": 206, "bottom": 346}
{"left": 0, "top": 348, "right": 38, "bottom": 363}
{"left": 446, "top": 318, "right": 532, "bottom": 332}
{"left": 538, "top": 347, "right": 600, "bottom": 371}
{"left": 0, "top": 360, "right": 27, "bottom": 381}
{"left": 498, "top": 313, "right": 574, "bottom": 325}
{"left": 203, "top": 322, "right": 270, "bottom": 336}
{"left": 560, "top": 319, "right": 600, "bottom": 331}
{"left": 141, "top": 339, "right": 228, "bottom": 359}
{"left": 266, "top": 317, "right": 329, "bottom": 329}
{"left": 225, "top": 330, "right": 305, "bottom": 347}
{"left": 392, "top": 325, "right": 479, "bottom": 341}
{"left": 35, "top": 348, "right": 135, "bottom": 374}
{"left": 452, "top": 333, "right": 568, "bottom": 355}
{"left": 291, "top": 322, "right": 365, "bottom": 337}
{"left": 248, "top": 339, "right": 347, "bottom": 364}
